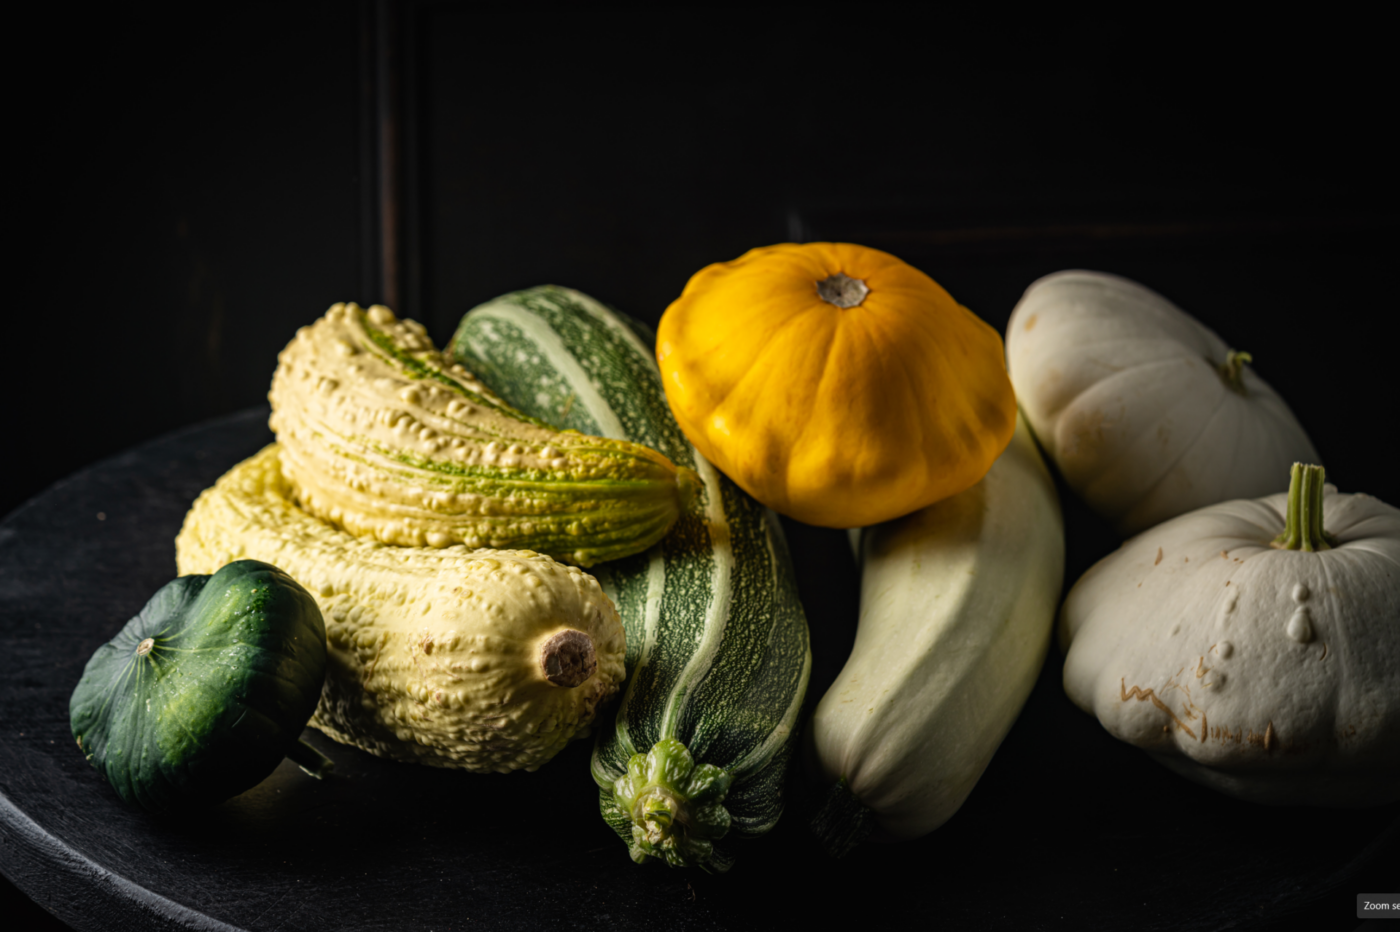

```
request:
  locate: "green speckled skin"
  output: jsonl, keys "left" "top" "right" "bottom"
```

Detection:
{"left": 69, "top": 560, "right": 326, "bottom": 812}
{"left": 450, "top": 286, "right": 811, "bottom": 871}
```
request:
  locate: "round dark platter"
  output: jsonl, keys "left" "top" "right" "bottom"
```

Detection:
{"left": 1, "top": 407, "right": 1394, "bottom": 932}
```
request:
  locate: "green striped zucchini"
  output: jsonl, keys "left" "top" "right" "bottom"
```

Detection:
{"left": 449, "top": 285, "right": 811, "bottom": 872}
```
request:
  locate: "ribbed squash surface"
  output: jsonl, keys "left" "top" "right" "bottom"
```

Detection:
{"left": 656, "top": 243, "right": 1016, "bottom": 527}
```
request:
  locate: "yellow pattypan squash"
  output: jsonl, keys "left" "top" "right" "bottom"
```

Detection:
{"left": 656, "top": 242, "right": 1017, "bottom": 527}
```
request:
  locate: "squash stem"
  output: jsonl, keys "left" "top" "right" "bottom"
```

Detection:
{"left": 816, "top": 273, "right": 869, "bottom": 308}
{"left": 810, "top": 777, "right": 876, "bottom": 858}
{"left": 608, "top": 738, "right": 734, "bottom": 871}
{"left": 1270, "top": 463, "right": 1337, "bottom": 551}
{"left": 1217, "top": 349, "right": 1252, "bottom": 395}
{"left": 287, "top": 738, "right": 335, "bottom": 779}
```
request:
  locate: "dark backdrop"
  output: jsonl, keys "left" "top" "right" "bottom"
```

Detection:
{"left": 8, "top": 5, "right": 1394, "bottom": 522}
{"left": 6, "top": 4, "right": 1395, "bottom": 930}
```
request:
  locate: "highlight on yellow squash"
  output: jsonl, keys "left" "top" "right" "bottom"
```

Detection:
{"left": 656, "top": 242, "right": 1016, "bottom": 527}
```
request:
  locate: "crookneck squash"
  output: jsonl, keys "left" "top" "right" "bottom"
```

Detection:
{"left": 450, "top": 285, "right": 811, "bottom": 872}
{"left": 269, "top": 302, "right": 697, "bottom": 566}
{"left": 70, "top": 560, "right": 330, "bottom": 812}
{"left": 655, "top": 242, "right": 1017, "bottom": 528}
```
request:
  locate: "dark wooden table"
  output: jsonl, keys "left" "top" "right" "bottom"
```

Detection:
{"left": 2, "top": 407, "right": 1394, "bottom": 931}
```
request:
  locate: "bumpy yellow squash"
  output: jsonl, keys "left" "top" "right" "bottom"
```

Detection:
{"left": 176, "top": 445, "right": 626, "bottom": 774}
{"left": 270, "top": 303, "right": 697, "bottom": 566}
{"left": 656, "top": 243, "right": 1016, "bottom": 527}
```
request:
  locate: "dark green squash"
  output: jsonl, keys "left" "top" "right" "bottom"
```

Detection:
{"left": 70, "top": 559, "right": 329, "bottom": 812}
{"left": 450, "top": 287, "right": 811, "bottom": 872}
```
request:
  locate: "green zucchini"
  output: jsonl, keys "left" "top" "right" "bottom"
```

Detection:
{"left": 449, "top": 285, "right": 811, "bottom": 872}
{"left": 70, "top": 560, "right": 330, "bottom": 812}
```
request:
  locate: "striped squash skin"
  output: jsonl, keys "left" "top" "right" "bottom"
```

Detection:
{"left": 449, "top": 286, "right": 811, "bottom": 871}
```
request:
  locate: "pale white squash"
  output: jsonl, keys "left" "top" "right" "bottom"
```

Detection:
{"left": 1006, "top": 270, "right": 1319, "bottom": 536}
{"left": 806, "top": 415, "right": 1064, "bottom": 850}
{"left": 1061, "top": 464, "right": 1400, "bottom": 805}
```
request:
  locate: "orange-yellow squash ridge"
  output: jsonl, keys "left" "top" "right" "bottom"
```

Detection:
{"left": 656, "top": 242, "right": 1016, "bottom": 528}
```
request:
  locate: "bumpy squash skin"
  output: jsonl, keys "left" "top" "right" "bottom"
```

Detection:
{"left": 69, "top": 560, "right": 326, "bottom": 812}
{"left": 269, "top": 302, "right": 696, "bottom": 566}
{"left": 451, "top": 286, "right": 811, "bottom": 872}
{"left": 175, "top": 445, "right": 626, "bottom": 773}
{"left": 656, "top": 243, "right": 1017, "bottom": 528}
{"left": 1060, "top": 476, "right": 1400, "bottom": 805}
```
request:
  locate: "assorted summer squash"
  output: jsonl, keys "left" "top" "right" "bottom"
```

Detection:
{"left": 449, "top": 287, "right": 810, "bottom": 872}
{"left": 175, "top": 446, "right": 628, "bottom": 774}
{"left": 71, "top": 248, "right": 1400, "bottom": 869}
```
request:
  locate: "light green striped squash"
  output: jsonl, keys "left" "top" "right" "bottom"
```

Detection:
{"left": 449, "top": 286, "right": 812, "bottom": 873}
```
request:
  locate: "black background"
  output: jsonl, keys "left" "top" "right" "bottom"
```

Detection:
{"left": 6, "top": 3, "right": 1396, "bottom": 930}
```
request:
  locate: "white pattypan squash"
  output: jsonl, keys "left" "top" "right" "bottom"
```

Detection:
{"left": 1061, "top": 464, "right": 1400, "bottom": 805}
{"left": 1006, "top": 270, "right": 1319, "bottom": 536}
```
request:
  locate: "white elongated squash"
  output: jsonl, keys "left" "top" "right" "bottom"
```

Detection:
{"left": 806, "top": 416, "right": 1064, "bottom": 852}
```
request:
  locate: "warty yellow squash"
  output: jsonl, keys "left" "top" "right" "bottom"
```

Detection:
{"left": 656, "top": 242, "right": 1016, "bottom": 527}
{"left": 270, "top": 302, "right": 696, "bottom": 566}
{"left": 176, "top": 444, "right": 627, "bottom": 773}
